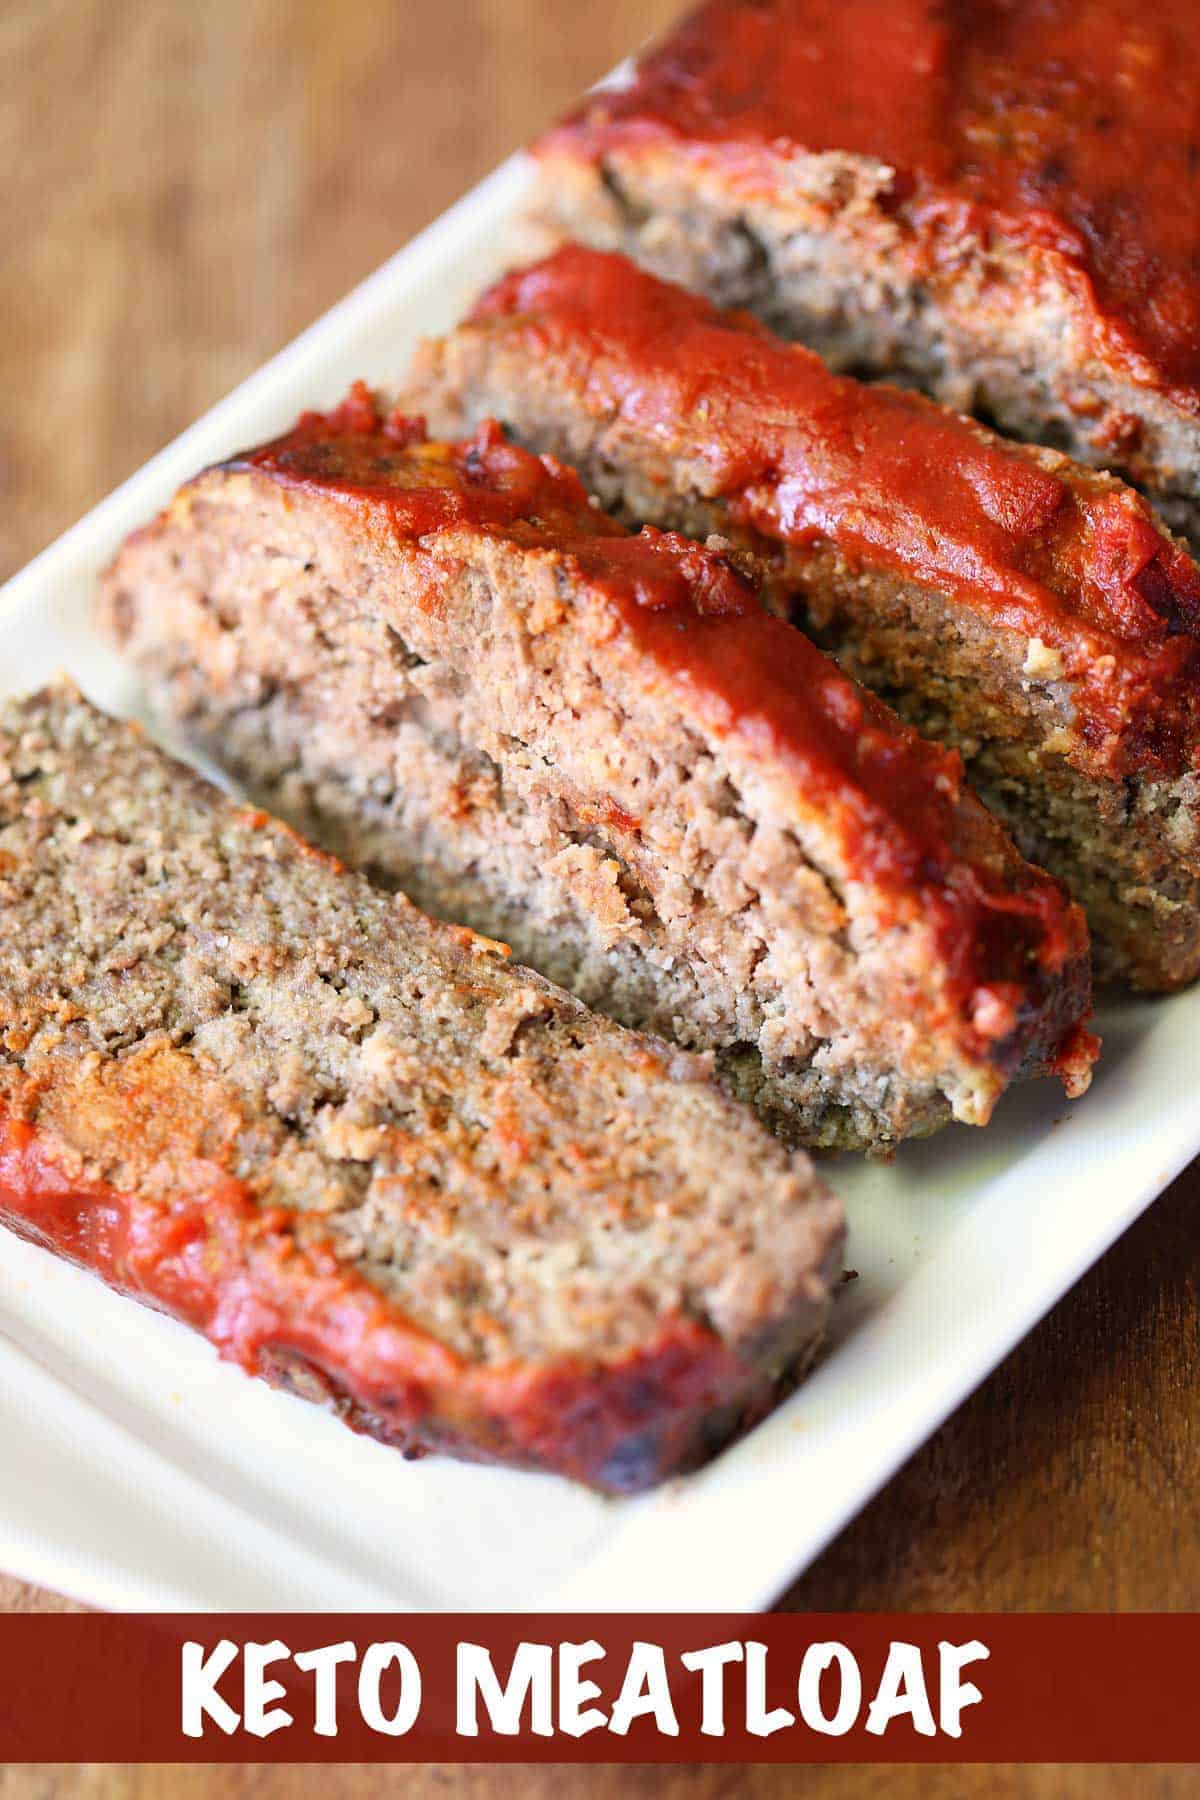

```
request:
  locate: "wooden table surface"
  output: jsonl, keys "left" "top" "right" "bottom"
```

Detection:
{"left": 2, "top": 2, "right": 1197, "bottom": 1793}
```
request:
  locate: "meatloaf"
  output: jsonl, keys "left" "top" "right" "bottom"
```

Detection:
{"left": 100, "top": 395, "right": 1095, "bottom": 1151}
{"left": 527, "top": 0, "right": 1200, "bottom": 546}
{"left": 0, "top": 681, "right": 848, "bottom": 1492}
{"left": 404, "top": 246, "right": 1200, "bottom": 991}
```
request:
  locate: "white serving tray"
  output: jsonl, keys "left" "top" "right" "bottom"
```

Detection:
{"left": 1, "top": 153, "right": 1196, "bottom": 1614}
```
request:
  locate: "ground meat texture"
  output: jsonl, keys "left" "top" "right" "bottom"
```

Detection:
{"left": 0, "top": 682, "right": 847, "bottom": 1493}
{"left": 100, "top": 403, "right": 1095, "bottom": 1152}
{"left": 402, "top": 246, "right": 1200, "bottom": 991}
{"left": 526, "top": 0, "right": 1200, "bottom": 550}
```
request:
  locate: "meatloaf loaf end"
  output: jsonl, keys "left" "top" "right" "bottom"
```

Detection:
{"left": 404, "top": 246, "right": 1200, "bottom": 991}
{"left": 100, "top": 394, "right": 1096, "bottom": 1152}
{"left": 527, "top": 0, "right": 1200, "bottom": 547}
{"left": 0, "top": 681, "right": 846, "bottom": 1492}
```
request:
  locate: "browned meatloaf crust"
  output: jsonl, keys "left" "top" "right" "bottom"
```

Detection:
{"left": 0, "top": 681, "right": 847, "bottom": 1493}
{"left": 528, "top": 0, "right": 1200, "bottom": 547}
{"left": 100, "top": 394, "right": 1096, "bottom": 1152}
{"left": 404, "top": 247, "right": 1200, "bottom": 991}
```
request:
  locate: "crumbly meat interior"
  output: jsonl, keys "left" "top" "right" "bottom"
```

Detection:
{"left": 0, "top": 685, "right": 841, "bottom": 1367}
{"left": 405, "top": 333, "right": 1200, "bottom": 991}
{"left": 797, "top": 577, "right": 1200, "bottom": 993}
{"left": 527, "top": 151, "right": 1200, "bottom": 550}
{"left": 100, "top": 476, "right": 1035, "bottom": 1151}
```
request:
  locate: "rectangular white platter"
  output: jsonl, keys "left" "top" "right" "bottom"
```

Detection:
{"left": 1, "top": 152, "right": 1197, "bottom": 1614}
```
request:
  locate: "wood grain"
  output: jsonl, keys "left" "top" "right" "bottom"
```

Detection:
{"left": 2, "top": 1765, "right": 1196, "bottom": 1800}
{"left": 2, "top": 2, "right": 1198, "bottom": 1793}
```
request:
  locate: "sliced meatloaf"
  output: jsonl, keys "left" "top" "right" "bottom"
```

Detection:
{"left": 404, "top": 247, "right": 1200, "bottom": 991}
{"left": 100, "top": 395, "right": 1095, "bottom": 1151}
{"left": 0, "top": 681, "right": 847, "bottom": 1492}
{"left": 527, "top": 0, "right": 1200, "bottom": 546}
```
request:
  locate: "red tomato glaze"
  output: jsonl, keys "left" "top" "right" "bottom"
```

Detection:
{"left": 222, "top": 391, "right": 1093, "bottom": 1076}
{"left": 0, "top": 1106, "right": 758, "bottom": 1493}
{"left": 472, "top": 247, "right": 1200, "bottom": 780}
{"left": 543, "top": 0, "right": 1200, "bottom": 406}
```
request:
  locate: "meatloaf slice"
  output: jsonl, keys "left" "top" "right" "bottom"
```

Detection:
{"left": 0, "top": 681, "right": 847, "bottom": 1493}
{"left": 404, "top": 247, "right": 1200, "bottom": 992}
{"left": 527, "top": 0, "right": 1200, "bottom": 547}
{"left": 100, "top": 395, "right": 1095, "bottom": 1151}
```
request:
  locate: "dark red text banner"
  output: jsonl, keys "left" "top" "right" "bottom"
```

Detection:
{"left": 2, "top": 1614, "right": 1197, "bottom": 1763}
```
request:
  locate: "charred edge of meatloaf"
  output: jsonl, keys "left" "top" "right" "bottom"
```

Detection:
{"left": 0, "top": 682, "right": 844, "bottom": 1488}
